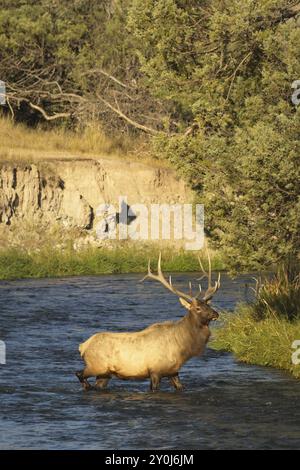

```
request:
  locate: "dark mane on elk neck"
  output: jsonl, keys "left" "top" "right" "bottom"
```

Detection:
{"left": 76, "top": 249, "right": 221, "bottom": 392}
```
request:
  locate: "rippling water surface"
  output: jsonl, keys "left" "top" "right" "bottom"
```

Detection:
{"left": 0, "top": 273, "right": 299, "bottom": 449}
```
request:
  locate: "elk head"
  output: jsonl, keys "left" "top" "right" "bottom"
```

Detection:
{"left": 141, "top": 250, "right": 220, "bottom": 326}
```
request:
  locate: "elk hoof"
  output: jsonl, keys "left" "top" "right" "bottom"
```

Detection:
{"left": 76, "top": 371, "right": 92, "bottom": 391}
{"left": 83, "top": 381, "right": 92, "bottom": 391}
{"left": 175, "top": 383, "right": 185, "bottom": 391}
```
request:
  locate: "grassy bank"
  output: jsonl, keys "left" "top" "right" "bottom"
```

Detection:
{"left": 212, "top": 270, "right": 300, "bottom": 379}
{"left": 0, "top": 245, "right": 225, "bottom": 280}
{"left": 212, "top": 307, "right": 300, "bottom": 378}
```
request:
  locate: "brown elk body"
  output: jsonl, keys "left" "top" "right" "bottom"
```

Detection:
{"left": 76, "top": 252, "right": 220, "bottom": 391}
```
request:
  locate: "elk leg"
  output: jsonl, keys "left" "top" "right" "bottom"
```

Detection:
{"left": 170, "top": 374, "right": 185, "bottom": 391}
{"left": 150, "top": 373, "right": 160, "bottom": 392}
{"left": 76, "top": 369, "right": 92, "bottom": 391}
{"left": 95, "top": 376, "right": 111, "bottom": 390}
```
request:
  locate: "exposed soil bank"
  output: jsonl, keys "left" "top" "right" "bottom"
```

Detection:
{"left": 0, "top": 157, "right": 192, "bottom": 230}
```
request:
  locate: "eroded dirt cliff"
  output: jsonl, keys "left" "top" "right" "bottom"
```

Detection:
{"left": 0, "top": 157, "right": 193, "bottom": 233}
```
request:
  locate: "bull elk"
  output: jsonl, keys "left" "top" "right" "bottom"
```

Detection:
{"left": 76, "top": 251, "right": 221, "bottom": 392}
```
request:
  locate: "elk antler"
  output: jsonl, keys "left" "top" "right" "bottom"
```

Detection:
{"left": 141, "top": 250, "right": 221, "bottom": 304}
{"left": 141, "top": 253, "right": 193, "bottom": 303}
{"left": 196, "top": 247, "right": 221, "bottom": 302}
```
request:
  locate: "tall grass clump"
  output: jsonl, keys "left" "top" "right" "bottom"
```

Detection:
{"left": 250, "top": 266, "right": 300, "bottom": 322}
{"left": 212, "top": 265, "right": 300, "bottom": 379}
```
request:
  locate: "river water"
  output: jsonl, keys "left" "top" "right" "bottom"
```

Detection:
{"left": 0, "top": 273, "right": 299, "bottom": 450}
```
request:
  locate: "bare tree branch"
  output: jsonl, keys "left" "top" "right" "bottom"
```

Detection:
{"left": 6, "top": 97, "right": 15, "bottom": 120}
{"left": 28, "top": 102, "right": 71, "bottom": 121}
{"left": 83, "top": 69, "right": 133, "bottom": 89}
{"left": 225, "top": 52, "right": 253, "bottom": 102}
{"left": 184, "top": 123, "right": 199, "bottom": 137}
{"left": 96, "top": 93, "right": 161, "bottom": 135}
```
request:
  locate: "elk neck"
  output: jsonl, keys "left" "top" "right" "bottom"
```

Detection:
{"left": 172, "top": 310, "right": 211, "bottom": 359}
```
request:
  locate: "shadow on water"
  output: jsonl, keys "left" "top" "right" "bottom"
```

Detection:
{"left": 0, "top": 273, "right": 299, "bottom": 449}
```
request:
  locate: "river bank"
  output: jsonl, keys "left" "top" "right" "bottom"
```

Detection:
{"left": 212, "top": 306, "right": 300, "bottom": 379}
{"left": 0, "top": 245, "right": 225, "bottom": 280}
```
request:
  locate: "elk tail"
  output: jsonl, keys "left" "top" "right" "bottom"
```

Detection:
{"left": 79, "top": 336, "right": 95, "bottom": 358}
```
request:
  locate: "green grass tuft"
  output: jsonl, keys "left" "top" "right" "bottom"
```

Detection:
{"left": 212, "top": 306, "right": 300, "bottom": 378}
{"left": 212, "top": 267, "right": 300, "bottom": 379}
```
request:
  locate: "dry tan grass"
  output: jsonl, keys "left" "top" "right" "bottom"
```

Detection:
{"left": 0, "top": 117, "right": 168, "bottom": 167}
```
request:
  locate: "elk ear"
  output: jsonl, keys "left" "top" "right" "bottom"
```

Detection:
{"left": 179, "top": 298, "right": 191, "bottom": 310}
